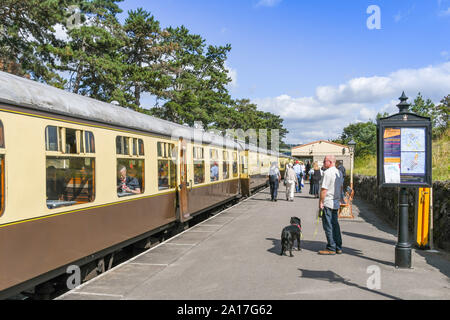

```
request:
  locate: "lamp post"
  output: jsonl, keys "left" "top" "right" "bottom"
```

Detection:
{"left": 339, "top": 140, "right": 356, "bottom": 219}
{"left": 395, "top": 92, "right": 412, "bottom": 268}
{"left": 348, "top": 139, "right": 356, "bottom": 189}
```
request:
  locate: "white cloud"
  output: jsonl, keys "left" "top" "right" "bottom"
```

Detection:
{"left": 225, "top": 62, "right": 238, "bottom": 88}
{"left": 255, "top": 0, "right": 282, "bottom": 8}
{"left": 253, "top": 62, "right": 450, "bottom": 144}
{"left": 439, "top": 7, "right": 450, "bottom": 16}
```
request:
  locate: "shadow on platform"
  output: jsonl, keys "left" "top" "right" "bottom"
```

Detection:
{"left": 298, "top": 268, "right": 402, "bottom": 300}
{"left": 266, "top": 238, "right": 395, "bottom": 267}
{"left": 342, "top": 231, "right": 396, "bottom": 246}
{"left": 353, "top": 197, "right": 450, "bottom": 279}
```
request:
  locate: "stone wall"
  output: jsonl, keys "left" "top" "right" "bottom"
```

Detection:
{"left": 348, "top": 175, "right": 450, "bottom": 251}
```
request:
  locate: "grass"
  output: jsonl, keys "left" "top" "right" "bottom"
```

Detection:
{"left": 431, "top": 129, "right": 449, "bottom": 181}
{"left": 353, "top": 155, "right": 377, "bottom": 176}
{"left": 353, "top": 129, "right": 449, "bottom": 181}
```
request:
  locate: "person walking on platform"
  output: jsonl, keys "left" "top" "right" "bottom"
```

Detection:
{"left": 337, "top": 160, "right": 346, "bottom": 178}
{"left": 310, "top": 162, "right": 322, "bottom": 198}
{"left": 308, "top": 165, "right": 314, "bottom": 195}
{"left": 268, "top": 161, "right": 281, "bottom": 202}
{"left": 318, "top": 155, "right": 344, "bottom": 255}
{"left": 284, "top": 163, "right": 297, "bottom": 201}
{"left": 305, "top": 161, "right": 311, "bottom": 181}
{"left": 293, "top": 160, "right": 303, "bottom": 193}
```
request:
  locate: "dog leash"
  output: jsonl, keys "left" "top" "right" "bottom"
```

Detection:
{"left": 312, "top": 209, "right": 323, "bottom": 239}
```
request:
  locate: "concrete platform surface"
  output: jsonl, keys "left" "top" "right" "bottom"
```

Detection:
{"left": 57, "top": 184, "right": 450, "bottom": 300}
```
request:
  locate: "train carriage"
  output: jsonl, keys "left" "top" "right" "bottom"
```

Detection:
{"left": 0, "top": 71, "right": 284, "bottom": 298}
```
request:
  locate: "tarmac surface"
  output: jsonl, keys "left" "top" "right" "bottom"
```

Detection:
{"left": 57, "top": 184, "right": 450, "bottom": 300}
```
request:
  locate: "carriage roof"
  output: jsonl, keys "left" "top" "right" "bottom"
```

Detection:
{"left": 0, "top": 71, "right": 284, "bottom": 155}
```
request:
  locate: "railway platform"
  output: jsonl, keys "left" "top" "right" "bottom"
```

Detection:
{"left": 57, "top": 185, "right": 450, "bottom": 300}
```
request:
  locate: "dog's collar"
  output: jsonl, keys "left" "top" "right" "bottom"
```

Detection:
{"left": 293, "top": 224, "right": 302, "bottom": 231}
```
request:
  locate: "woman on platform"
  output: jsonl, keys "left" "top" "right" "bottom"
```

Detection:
{"left": 310, "top": 162, "right": 322, "bottom": 198}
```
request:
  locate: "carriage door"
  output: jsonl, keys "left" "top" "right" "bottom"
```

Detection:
{"left": 178, "top": 138, "right": 190, "bottom": 222}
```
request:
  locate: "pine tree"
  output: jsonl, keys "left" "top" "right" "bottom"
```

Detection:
{"left": 122, "top": 8, "right": 176, "bottom": 111}
{"left": 411, "top": 92, "right": 449, "bottom": 138}
{"left": 0, "top": 0, "right": 78, "bottom": 82}
{"left": 48, "top": 0, "right": 126, "bottom": 103}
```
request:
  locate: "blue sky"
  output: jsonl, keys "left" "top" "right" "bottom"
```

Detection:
{"left": 116, "top": 0, "right": 450, "bottom": 144}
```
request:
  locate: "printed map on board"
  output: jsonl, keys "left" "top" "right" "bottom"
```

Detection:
{"left": 401, "top": 128, "right": 425, "bottom": 152}
{"left": 401, "top": 152, "right": 425, "bottom": 174}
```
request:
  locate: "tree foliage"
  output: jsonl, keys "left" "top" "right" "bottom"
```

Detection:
{"left": 0, "top": 1, "right": 288, "bottom": 149}
{"left": 0, "top": 0, "right": 78, "bottom": 82}
{"left": 411, "top": 92, "right": 449, "bottom": 138}
{"left": 334, "top": 93, "right": 449, "bottom": 159}
{"left": 334, "top": 121, "right": 377, "bottom": 158}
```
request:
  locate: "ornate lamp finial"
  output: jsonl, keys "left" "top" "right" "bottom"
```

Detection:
{"left": 397, "top": 91, "right": 410, "bottom": 113}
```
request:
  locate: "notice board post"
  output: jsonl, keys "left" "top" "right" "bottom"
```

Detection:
{"left": 377, "top": 92, "right": 432, "bottom": 268}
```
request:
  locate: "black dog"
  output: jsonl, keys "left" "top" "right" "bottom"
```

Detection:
{"left": 280, "top": 217, "right": 302, "bottom": 257}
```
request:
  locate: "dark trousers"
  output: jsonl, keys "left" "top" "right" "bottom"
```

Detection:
{"left": 322, "top": 206, "right": 342, "bottom": 251}
{"left": 296, "top": 174, "right": 302, "bottom": 192}
{"left": 269, "top": 175, "right": 279, "bottom": 200}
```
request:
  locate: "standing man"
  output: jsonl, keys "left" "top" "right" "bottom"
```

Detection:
{"left": 318, "top": 155, "right": 344, "bottom": 255}
{"left": 336, "top": 160, "right": 346, "bottom": 178}
{"left": 268, "top": 161, "right": 281, "bottom": 202}
{"left": 293, "top": 160, "right": 302, "bottom": 193}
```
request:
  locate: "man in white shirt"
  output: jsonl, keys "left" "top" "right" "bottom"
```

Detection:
{"left": 318, "top": 155, "right": 344, "bottom": 255}
{"left": 293, "top": 161, "right": 303, "bottom": 193}
{"left": 268, "top": 162, "right": 281, "bottom": 202}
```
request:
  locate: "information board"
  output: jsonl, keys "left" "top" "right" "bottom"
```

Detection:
{"left": 382, "top": 127, "right": 427, "bottom": 185}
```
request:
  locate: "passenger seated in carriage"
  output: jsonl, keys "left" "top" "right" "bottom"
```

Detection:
{"left": 210, "top": 162, "right": 219, "bottom": 181}
{"left": 117, "top": 165, "right": 141, "bottom": 195}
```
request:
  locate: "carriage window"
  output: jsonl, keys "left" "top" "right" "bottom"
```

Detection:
{"left": 210, "top": 148, "right": 219, "bottom": 182}
{"left": 0, "top": 121, "right": 3, "bottom": 148}
{"left": 0, "top": 155, "right": 3, "bottom": 216}
{"left": 0, "top": 121, "right": 3, "bottom": 214}
{"left": 45, "top": 126, "right": 58, "bottom": 151}
{"left": 116, "top": 136, "right": 144, "bottom": 156}
{"left": 46, "top": 126, "right": 95, "bottom": 154}
{"left": 158, "top": 142, "right": 176, "bottom": 190}
{"left": 232, "top": 151, "right": 238, "bottom": 177}
{"left": 84, "top": 131, "right": 95, "bottom": 153}
{"left": 65, "top": 128, "right": 77, "bottom": 153}
{"left": 223, "top": 151, "right": 229, "bottom": 179}
{"left": 116, "top": 135, "right": 145, "bottom": 197}
{"left": 193, "top": 146, "right": 205, "bottom": 185}
{"left": 117, "top": 159, "right": 144, "bottom": 197}
{"left": 46, "top": 157, "right": 95, "bottom": 209}
{"left": 241, "top": 155, "right": 248, "bottom": 174}
{"left": 45, "top": 126, "right": 95, "bottom": 209}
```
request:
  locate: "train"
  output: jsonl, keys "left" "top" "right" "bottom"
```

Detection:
{"left": 0, "top": 71, "right": 293, "bottom": 299}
